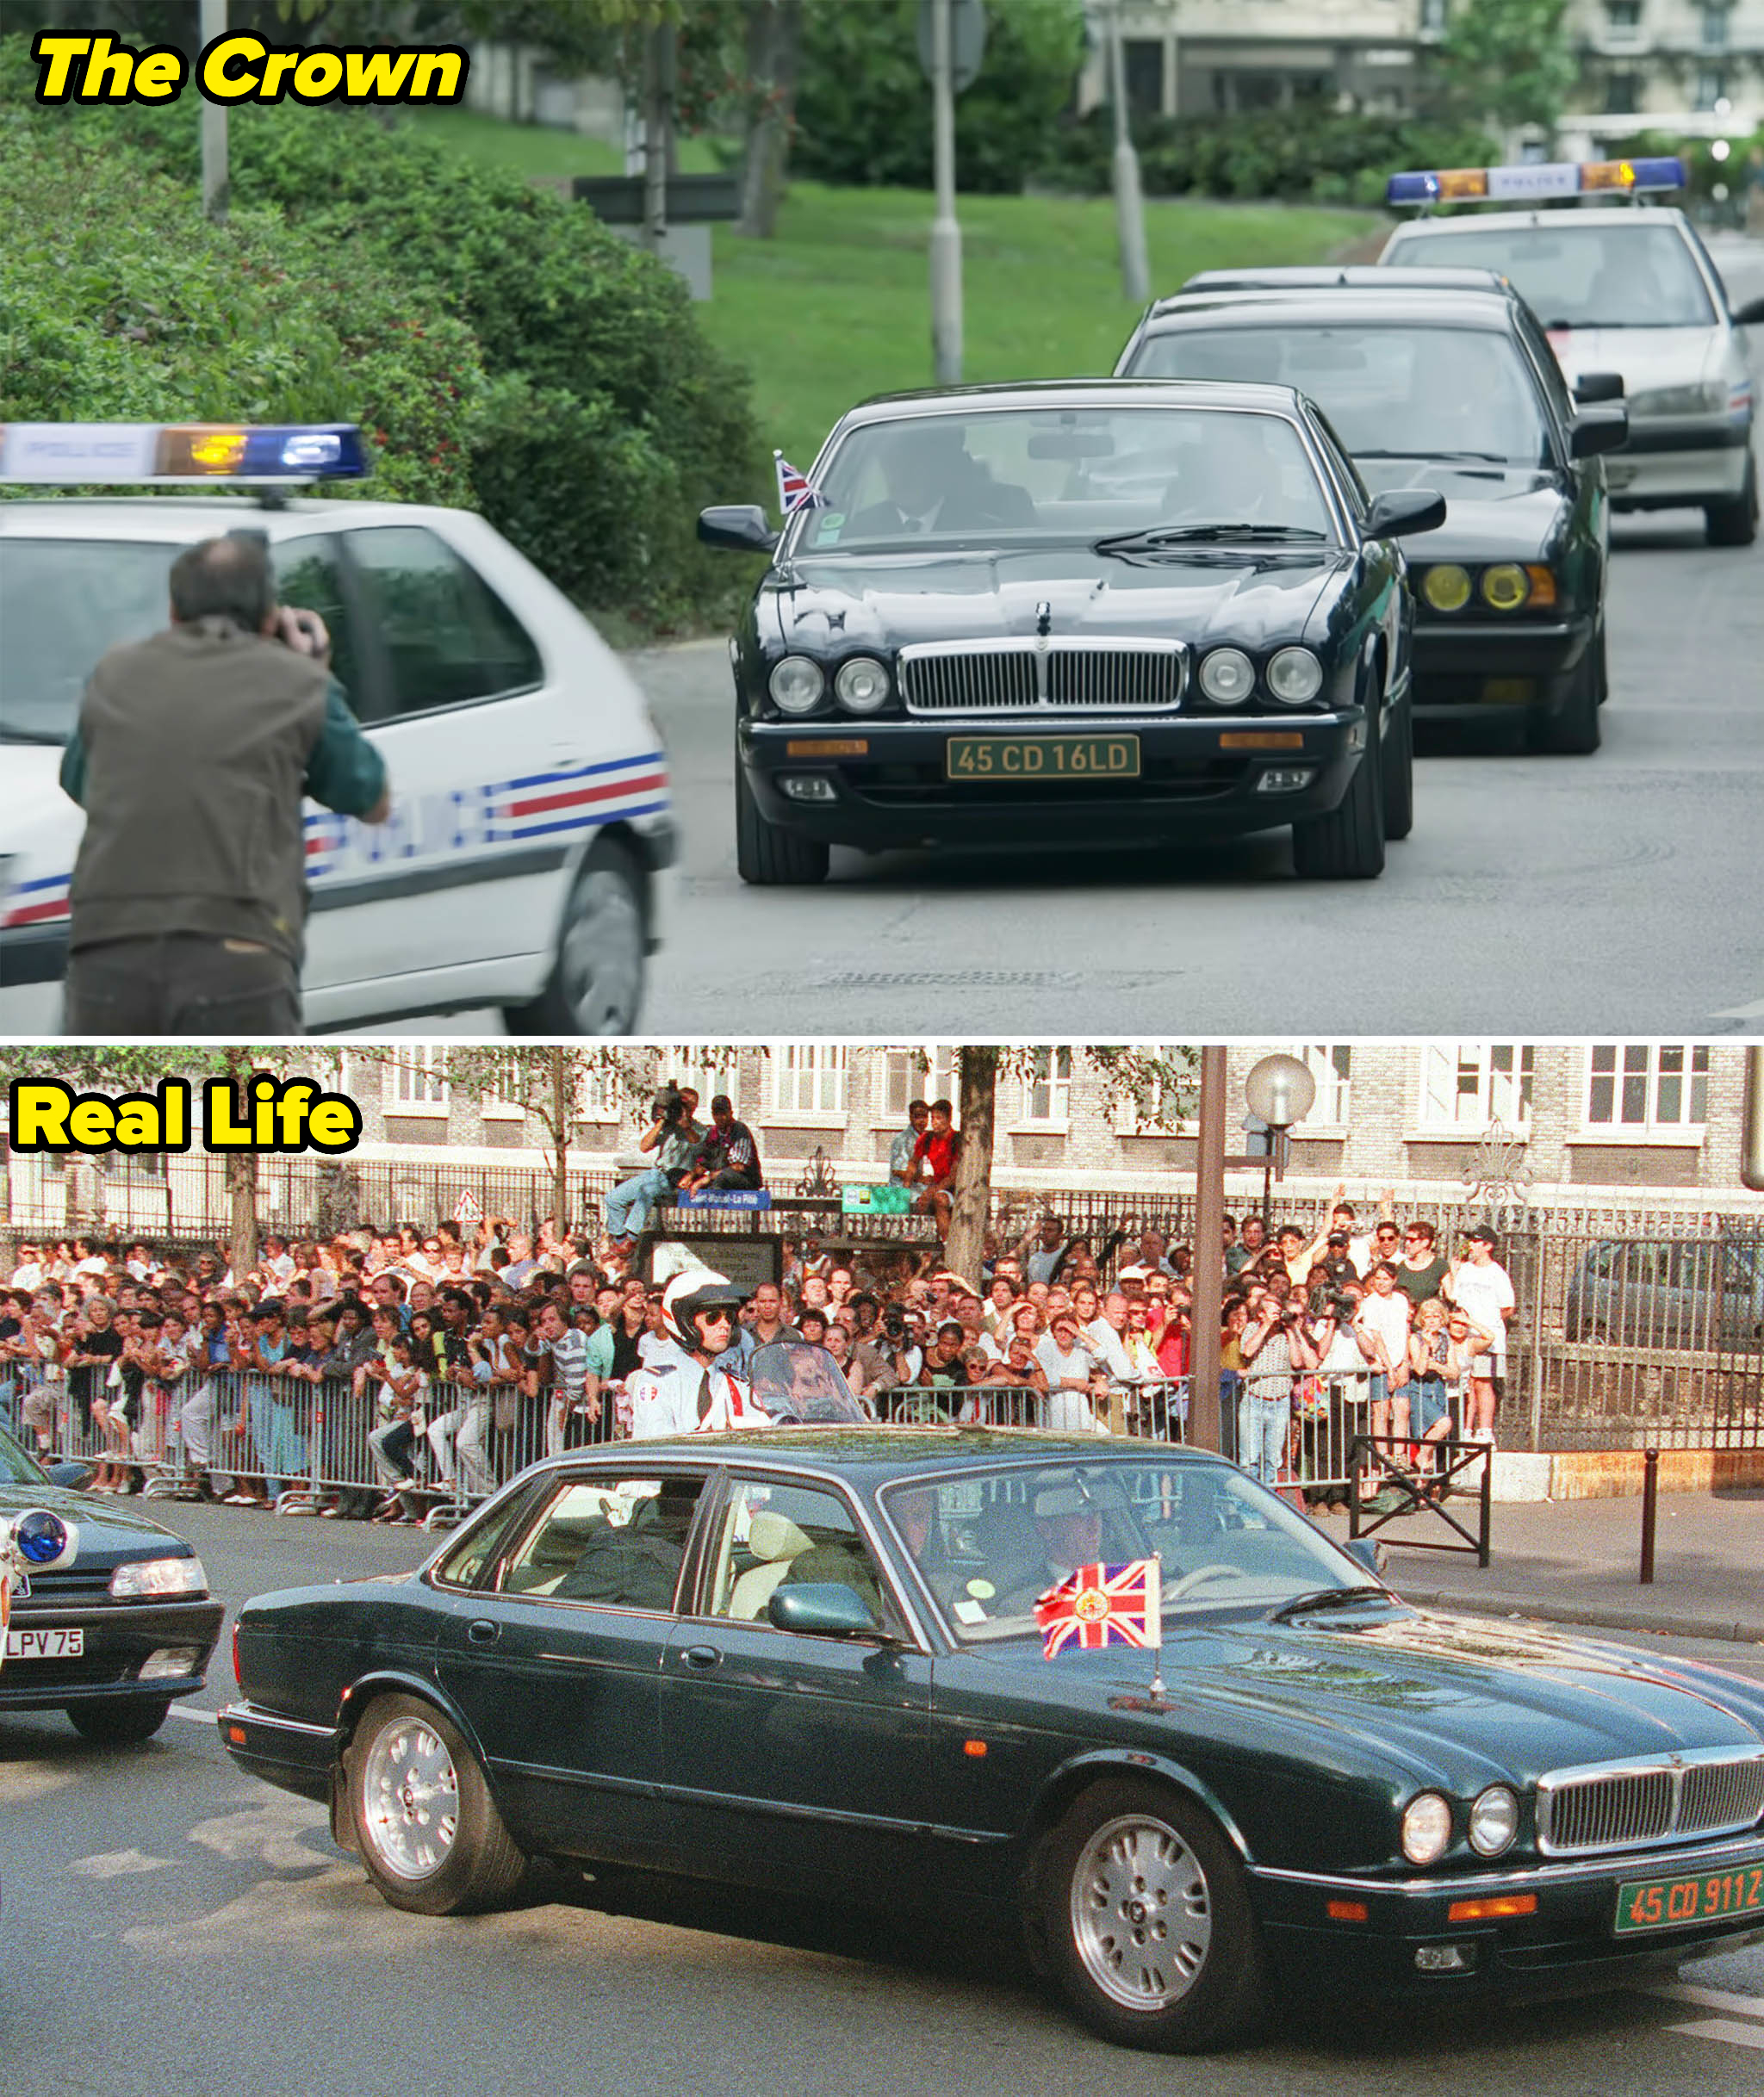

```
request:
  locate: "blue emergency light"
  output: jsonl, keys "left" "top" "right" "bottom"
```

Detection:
{"left": 1386, "top": 157, "right": 1686, "bottom": 208}
{"left": 0, "top": 422, "right": 369, "bottom": 485}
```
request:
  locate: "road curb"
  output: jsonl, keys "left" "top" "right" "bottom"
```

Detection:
{"left": 1396, "top": 1585, "right": 1764, "bottom": 1646}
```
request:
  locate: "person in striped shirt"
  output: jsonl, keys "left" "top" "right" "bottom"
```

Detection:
{"left": 534, "top": 1300, "right": 601, "bottom": 1457}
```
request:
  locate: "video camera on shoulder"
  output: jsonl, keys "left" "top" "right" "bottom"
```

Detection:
{"left": 652, "top": 1082, "right": 690, "bottom": 1126}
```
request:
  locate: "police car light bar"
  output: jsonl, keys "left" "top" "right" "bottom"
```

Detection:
{"left": 0, "top": 423, "right": 368, "bottom": 485}
{"left": 1386, "top": 157, "right": 1686, "bottom": 208}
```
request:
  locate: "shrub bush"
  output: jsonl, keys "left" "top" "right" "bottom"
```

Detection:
{"left": 0, "top": 109, "right": 483, "bottom": 511}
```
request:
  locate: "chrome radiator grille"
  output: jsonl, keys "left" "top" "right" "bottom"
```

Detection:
{"left": 1537, "top": 1749, "right": 1764, "bottom": 1856}
{"left": 899, "top": 638, "right": 1184, "bottom": 715}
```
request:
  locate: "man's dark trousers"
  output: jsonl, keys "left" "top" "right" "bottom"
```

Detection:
{"left": 63, "top": 934, "right": 303, "bottom": 1034}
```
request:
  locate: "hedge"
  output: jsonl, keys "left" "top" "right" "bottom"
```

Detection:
{"left": 0, "top": 39, "right": 766, "bottom": 626}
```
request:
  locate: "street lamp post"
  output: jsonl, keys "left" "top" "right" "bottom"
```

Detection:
{"left": 1107, "top": 0, "right": 1151, "bottom": 305}
{"left": 929, "top": 0, "right": 964, "bottom": 384}
{"left": 200, "top": 0, "right": 228, "bottom": 222}
{"left": 1188, "top": 1046, "right": 1227, "bottom": 1453}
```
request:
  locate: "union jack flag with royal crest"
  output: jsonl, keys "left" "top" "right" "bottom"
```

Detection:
{"left": 1034, "top": 1559, "right": 1161, "bottom": 1659}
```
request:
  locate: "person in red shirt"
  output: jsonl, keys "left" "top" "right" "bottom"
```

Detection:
{"left": 910, "top": 1098, "right": 962, "bottom": 1243}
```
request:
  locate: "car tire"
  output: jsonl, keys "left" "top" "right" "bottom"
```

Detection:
{"left": 736, "top": 758, "right": 829, "bottom": 886}
{"left": 1705, "top": 454, "right": 1759, "bottom": 548}
{"left": 66, "top": 1696, "right": 172, "bottom": 1745}
{"left": 1291, "top": 711, "right": 1385, "bottom": 880}
{"left": 1029, "top": 1779, "right": 1263, "bottom": 2054}
{"left": 1381, "top": 696, "right": 1413, "bottom": 842}
{"left": 346, "top": 1692, "right": 528, "bottom": 1917}
{"left": 503, "top": 840, "right": 645, "bottom": 1035}
{"left": 1528, "top": 636, "right": 1601, "bottom": 755}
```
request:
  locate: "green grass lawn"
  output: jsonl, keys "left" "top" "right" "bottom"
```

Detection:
{"left": 406, "top": 112, "right": 1377, "bottom": 473}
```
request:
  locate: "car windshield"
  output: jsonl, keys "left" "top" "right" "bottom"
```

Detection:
{"left": 0, "top": 538, "right": 179, "bottom": 743}
{"left": 1386, "top": 223, "right": 1716, "bottom": 329}
{"left": 747, "top": 1342, "right": 869, "bottom": 1424}
{"left": 1130, "top": 324, "right": 1551, "bottom": 467}
{"left": 794, "top": 406, "right": 1336, "bottom": 554}
{"left": 0, "top": 1424, "right": 53, "bottom": 1488}
{"left": 881, "top": 1456, "right": 1363, "bottom": 1644}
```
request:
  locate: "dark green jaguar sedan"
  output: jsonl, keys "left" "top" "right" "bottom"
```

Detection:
{"left": 218, "top": 1431, "right": 1764, "bottom": 2054}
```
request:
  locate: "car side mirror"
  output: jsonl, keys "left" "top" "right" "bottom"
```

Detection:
{"left": 767, "top": 1582, "right": 882, "bottom": 1639}
{"left": 1344, "top": 1536, "right": 1388, "bottom": 1579}
{"left": 1732, "top": 295, "right": 1764, "bottom": 326}
{"left": 1365, "top": 489, "right": 1446, "bottom": 538}
{"left": 1573, "top": 370, "right": 1625, "bottom": 404}
{"left": 1570, "top": 406, "right": 1630, "bottom": 458}
{"left": 697, "top": 504, "right": 780, "bottom": 555}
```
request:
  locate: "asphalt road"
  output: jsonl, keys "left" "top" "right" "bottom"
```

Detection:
{"left": 4, "top": 1504, "right": 1764, "bottom": 2096}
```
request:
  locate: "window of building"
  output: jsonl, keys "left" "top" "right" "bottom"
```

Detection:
{"left": 1694, "top": 64, "right": 1727, "bottom": 109}
{"left": 1699, "top": 2, "right": 1730, "bottom": 51}
{"left": 1015, "top": 1048, "right": 1072, "bottom": 1129}
{"left": 1419, "top": 1045, "right": 1534, "bottom": 1131}
{"left": 880, "top": 1046, "right": 958, "bottom": 1120}
{"left": 479, "top": 1051, "right": 529, "bottom": 1122}
{"left": 384, "top": 1048, "right": 450, "bottom": 1118}
{"left": 1123, "top": 39, "right": 1165, "bottom": 115}
{"left": 767, "top": 1045, "right": 848, "bottom": 1121}
{"left": 1111, "top": 1045, "right": 1196, "bottom": 1134}
{"left": 1605, "top": 0, "right": 1643, "bottom": 40}
{"left": 659, "top": 1047, "right": 740, "bottom": 1120}
{"left": 1584, "top": 1045, "right": 1709, "bottom": 1135}
{"left": 1281, "top": 1044, "right": 1353, "bottom": 1127}
{"left": 1419, "top": 0, "right": 1450, "bottom": 28}
{"left": 1605, "top": 67, "right": 1643, "bottom": 111}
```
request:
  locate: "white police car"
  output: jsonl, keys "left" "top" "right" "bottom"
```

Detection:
{"left": 1380, "top": 157, "right": 1764, "bottom": 545}
{"left": 0, "top": 423, "right": 673, "bottom": 1032}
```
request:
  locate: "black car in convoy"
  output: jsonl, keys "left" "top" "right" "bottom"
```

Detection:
{"left": 699, "top": 380, "right": 1446, "bottom": 884}
{"left": 219, "top": 1424, "right": 1764, "bottom": 2056}
{"left": 0, "top": 1427, "right": 222, "bottom": 1742}
{"left": 1115, "top": 270, "right": 1628, "bottom": 753}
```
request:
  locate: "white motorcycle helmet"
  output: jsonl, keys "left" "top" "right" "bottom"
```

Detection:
{"left": 662, "top": 1269, "right": 748, "bottom": 1356}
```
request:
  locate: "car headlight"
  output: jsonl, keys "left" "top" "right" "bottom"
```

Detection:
{"left": 1469, "top": 1784, "right": 1519, "bottom": 1858}
{"left": 1198, "top": 647, "right": 1255, "bottom": 705}
{"left": 1480, "top": 563, "right": 1531, "bottom": 611}
{"left": 1629, "top": 381, "right": 1726, "bottom": 417}
{"left": 109, "top": 1555, "right": 206, "bottom": 1600}
{"left": 1401, "top": 1790, "right": 1454, "bottom": 1864}
{"left": 767, "top": 655, "right": 825, "bottom": 714}
{"left": 1266, "top": 646, "right": 1324, "bottom": 704}
{"left": 834, "top": 656, "right": 891, "bottom": 714}
{"left": 1421, "top": 564, "right": 1472, "bottom": 613}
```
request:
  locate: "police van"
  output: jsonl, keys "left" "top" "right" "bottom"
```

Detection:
{"left": 1380, "top": 156, "right": 1764, "bottom": 545}
{"left": 0, "top": 424, "right": 673, "bottom": 1033}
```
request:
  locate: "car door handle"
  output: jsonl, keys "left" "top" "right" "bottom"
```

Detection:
{"left": 467, "top": 1619, "right": 500, "bottom": 1645}
{"left": 680, "top": 1644, "right": 721, "bottom": 1670}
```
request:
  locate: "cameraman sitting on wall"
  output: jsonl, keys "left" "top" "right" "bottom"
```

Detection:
{"left": 603, "top": 1083, "right": 705, "bottom": 1245}
{"left": 677, "top": 1095, "right": 763, "bottom": 1197}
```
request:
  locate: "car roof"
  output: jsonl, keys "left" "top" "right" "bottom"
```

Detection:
{"left": 1387, "top": 204, "right": 1691, "bottom": 235}
{"left": 840, "top": 377, "right": 1308, "bottom": 428}
{"left": 0, "top": 496, "right": 455, "bottom": 542}
{"left": 542, "top": 1427, "right": 1236, "bottom": 1489}
{"left": 1177, "top": 264, "right": 1513, "bottom": 297}
{"left": 1140, "top": 288, "right": 1520, "bottom": 334}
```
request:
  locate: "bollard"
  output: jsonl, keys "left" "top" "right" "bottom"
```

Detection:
{"left": 1640, "top": 1446, "right": 1658, "bottom": 1585}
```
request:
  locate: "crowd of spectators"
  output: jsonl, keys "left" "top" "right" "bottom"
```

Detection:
{"left": 0, "top": 1153, "right": 1516, "bottom": 1520}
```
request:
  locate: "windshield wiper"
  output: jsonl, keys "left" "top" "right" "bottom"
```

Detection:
{"left": 0, "top": 727, "right": 66, "bottom": 744}
{"left": 1356, "top": 449, "right": 1512, "bottom": 464}
{"left": 1093, "top": 524, "right": 1327, "bottom": 553}
{"left": 1268, "top": 1585, "right": 1390, "bottom": 1625}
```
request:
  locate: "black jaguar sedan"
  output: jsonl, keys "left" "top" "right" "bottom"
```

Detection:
{"left": 1115, "top": 271, "right": 1626, "bottom": 753}
{"left": 0, "top": 1426, "right": 222, "bottom": 1742}
{"left": 218, "top": 1429, "right": 1764, "bottom": 2055}
{"left": 699, "top": 380, "right": 1446, "bottom": 884}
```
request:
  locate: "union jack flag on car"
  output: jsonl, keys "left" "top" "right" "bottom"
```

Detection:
{"left": 773, "top": 450, "right": 828, "bottom": 517}
{"left": 1035, "top": 1559, "right": 1162, "bottom": 1659}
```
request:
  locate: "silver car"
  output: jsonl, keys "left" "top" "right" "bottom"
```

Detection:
{"left": 1382, "top": 205, "right": 1764, "bottom": 545}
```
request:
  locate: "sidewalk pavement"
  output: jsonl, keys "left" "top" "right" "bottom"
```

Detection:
{"left": 1317, "top": 1487, "right": 1764, "bottom": 1645}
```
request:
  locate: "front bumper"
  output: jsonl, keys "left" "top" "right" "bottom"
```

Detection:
{"left": 1252, "top": 1826, "right": 1764, "bottom": 2003}
{"left": 1410, "top": 613, "right": 1596, "bottom": 721}
{"left": 216, "top": 1698, "right": 339, "bottom": 1803}
{"left": 738, "top": 710, "right": 1370, "bottom": 852}
{"left": 1606, "top": 417, "right": 1751, "bottom": 510}
{"left": 0, "top": 1594, "right": 223, "bottom": 1709}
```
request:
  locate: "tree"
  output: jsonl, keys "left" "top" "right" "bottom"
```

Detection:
{"left": 732, "top": 0, "right": 803, "bottom": 239}
{"left": 1431, "top": 0, "right": 1576, "bottom": 135}
{"left": 941, "top": 1046, "right": 1198, "bottom": 1282}
{"left": 0, "top": 1045, "right": 303, "bottom": 1281}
